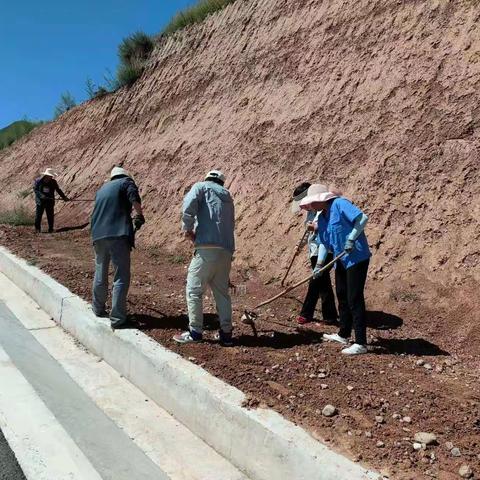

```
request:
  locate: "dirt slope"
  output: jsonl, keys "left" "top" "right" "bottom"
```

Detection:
{"left": 1, "top": 1, "right": 480, "bottom": 477}
{"left": 1, "top": 0, "right": 479, "bottom": 287}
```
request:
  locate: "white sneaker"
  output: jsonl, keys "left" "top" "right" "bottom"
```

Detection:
{"left": 341, "top": 343, "right": 368, "bottom": 355}
{"left": 323, "top": 333, "right": 349, "bottom": 345}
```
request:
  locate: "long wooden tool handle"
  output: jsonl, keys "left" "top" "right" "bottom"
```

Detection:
{"left": 281, "top": 229, "right": 309, "bottom": 286}
{"left": 254, "top": 251, "right": 346, "bottom": 310}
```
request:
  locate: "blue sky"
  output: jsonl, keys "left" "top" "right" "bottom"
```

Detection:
{"left": 0, "top": 0, "right": 196, "bottom": 129}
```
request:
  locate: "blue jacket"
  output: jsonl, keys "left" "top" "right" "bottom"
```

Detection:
{"left": 91, "top": 177, "right": 141, "bottom": 247}
{"left": 182, "top": 181, "right": 235, "bottom": 254}
{"left": 316, "top": 197, "right": 371, "bottom": 269}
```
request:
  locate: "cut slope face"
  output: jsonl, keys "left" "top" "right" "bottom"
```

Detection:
{"left": 1, "top": 0, "right": 479, "bottom": 292}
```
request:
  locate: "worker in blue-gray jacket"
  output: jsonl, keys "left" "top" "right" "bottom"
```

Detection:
{"left": 173, "top": 169, "right": 235, "bottom": 347}
{"left": 90, "top": 166, "right": 145, "bottom": 329}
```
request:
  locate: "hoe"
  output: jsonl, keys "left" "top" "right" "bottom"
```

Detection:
{"left": 241, "top": 251, "right": 346, "bottom": 336}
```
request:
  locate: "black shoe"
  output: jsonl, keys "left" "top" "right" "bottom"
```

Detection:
{"left": 93, "top": 309, "right": 109, "bottom": 318}
{"left": 323, "top": 318, "right": 339, "bottom": 326}
{"left": 216, "top": 330, "right": 234, "bottom": 347}
{"left": 111, "top": 318, "right": 137, "bottom": 330}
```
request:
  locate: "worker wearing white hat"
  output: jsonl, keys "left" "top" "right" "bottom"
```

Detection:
{"left": 90, "top": 166, "right": 145, "bottom": 328}
{"left": 174, "top": 169, "right": 235, "bottom": 347}
{"left": 33, "top": 168, "right": 70, "bottom": 233}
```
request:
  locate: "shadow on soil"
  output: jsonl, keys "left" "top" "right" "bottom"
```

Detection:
{"left": 366, "top": 310, "right": 403, "bottom": 330}
{"left": 129, "top": 312, "right": 321, "bottom": 348}
{"left": 370, "top": 337, "right": 449, "bottom": 356}
{"left": 234, "top": 330, "right": 323, "bottom": 348}
{"left": 55, "top": 222, "right": 89, "bottom": 233}
{"left": 132, "top": 312, "right": 221, "bottom": 331}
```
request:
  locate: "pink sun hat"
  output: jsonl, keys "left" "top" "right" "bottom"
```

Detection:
{"left": 299, "top": 184, "right": 340, "bottom": 210}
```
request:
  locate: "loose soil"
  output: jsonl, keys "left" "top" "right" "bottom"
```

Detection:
{"left": 2, "top": 225, "right": 478, "bottom": 480}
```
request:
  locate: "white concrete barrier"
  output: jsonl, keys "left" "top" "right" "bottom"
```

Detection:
{"left": 0, "top": 246, "right": 379, "bottom": 480}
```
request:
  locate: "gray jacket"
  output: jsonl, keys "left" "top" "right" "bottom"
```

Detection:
{"left": 182, "top": 181, "right": 235, "bottom": 254}
{"left": 91, "top": 177, "right": 141, "bottom": 247}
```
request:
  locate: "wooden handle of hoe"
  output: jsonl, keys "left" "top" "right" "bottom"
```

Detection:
{"left": 280, "top": 229, "right": 309, "bottom": 286}
{"left": 255, "top": 251, "right": 346, "bottom": 310}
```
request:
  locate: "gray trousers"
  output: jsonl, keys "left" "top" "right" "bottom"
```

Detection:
{"left": 186, "top": 248, "right": 233, "bottom": 334}
{"left": 92, "top": 237, "right": 131, "bottom": 325}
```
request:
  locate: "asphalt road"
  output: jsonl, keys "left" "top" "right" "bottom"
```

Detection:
{"left": 0, "top": 429, "right": 26, "bottom": 480}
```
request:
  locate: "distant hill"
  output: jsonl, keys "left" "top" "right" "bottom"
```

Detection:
{"left": 0, "top": 120, "right": 43, "bottom": 150}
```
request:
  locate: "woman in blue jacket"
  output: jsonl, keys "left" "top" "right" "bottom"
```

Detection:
{"left": 300, "top": 190, "right": 371, "bottom": 355}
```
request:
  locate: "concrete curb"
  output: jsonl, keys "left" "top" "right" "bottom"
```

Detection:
{"left": 0, "top": 246, "right": 379, "bottom": 480}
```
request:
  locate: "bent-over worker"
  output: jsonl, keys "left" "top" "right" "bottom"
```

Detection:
{"left": 90, "top": 166, "right": 145, "bottom": 329}
{"left": 300, "top": 190, "right": 371, "bottom": 355}
{"left": 173, "top": 169, "right": 235, "bottom": 347}
{"left": 34, "top": 168, "right": 69, "bottom": 233}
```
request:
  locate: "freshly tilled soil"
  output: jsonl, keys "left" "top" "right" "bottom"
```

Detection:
{"left": 2, "top": 225, "right": 478, "bottom": 480}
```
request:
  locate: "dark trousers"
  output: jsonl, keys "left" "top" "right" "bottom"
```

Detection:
{"left": 300, "top": 254, "right": 338, "bottom": 321}
{"left": 336, "top": 259, "right": 369, "bottom": 345}
{"left": 35, "top": 201, "right": 55, "bottom": 232}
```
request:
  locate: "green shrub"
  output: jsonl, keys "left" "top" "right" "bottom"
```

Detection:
{"left": 114, "top": 32, "right": 153, "bottom": 89}
{"left": 53, "top": 91, "right": 76, "bottom": 119}
{"left": 116, "top": 61, "right": 144, "bottom": 88}
{"left": 0, "top": 206, "right": 35, "bottom": 226}
{"left": 0, "top": 120, "right": 43, "bottom": 150}
{"left": 163, "top": 0, "right": 236, "bottom": 36}
{"left": 17, "top": 189, "right": 32, "bottom": 199}
{"left": 118, "top": 31, "right": 153, "bottom": 65}
{"left": 95, "top": 86, "right": 109, "bottom": 98}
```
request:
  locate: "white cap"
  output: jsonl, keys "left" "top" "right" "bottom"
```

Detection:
{"left": 205, "top": 169, "right": 226, "bottom": 184}
{"left": 110, "top": 166, "right": 131, "bottom": 179}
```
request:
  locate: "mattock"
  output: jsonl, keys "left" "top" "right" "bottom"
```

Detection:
{"left": 241, "top": 252, "right": 346, "bottom": 336}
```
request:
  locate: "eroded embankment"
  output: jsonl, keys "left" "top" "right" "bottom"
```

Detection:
{"left": 1, "top": 0, "right": 479, "bottom": 289}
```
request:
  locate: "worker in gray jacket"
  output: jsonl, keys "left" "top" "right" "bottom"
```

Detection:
{"left": 173, "top": 169, "right": 235, "bottom": 347}
{"left": 90, "top": 167, "right": 145, "bottom": 329}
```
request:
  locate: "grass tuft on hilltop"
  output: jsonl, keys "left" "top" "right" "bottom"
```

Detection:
{"left": 162, "top": 0, "right": 236, "bottom": 36}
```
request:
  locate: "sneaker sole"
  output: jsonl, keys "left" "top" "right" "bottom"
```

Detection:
{"left": 173, "top": 336, "right": 202, "bottom": 344}
{"left": 323, "top": 337, "right": 349, "bottom": 345}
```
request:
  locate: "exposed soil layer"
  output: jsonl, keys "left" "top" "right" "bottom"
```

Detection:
{"left": 1, "top": 0, "right": 480, "bottom": 478}
{"left": 2, "top": 225, "right": 478, "bottom": 480}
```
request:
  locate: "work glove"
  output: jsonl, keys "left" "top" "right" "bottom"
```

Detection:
{"left": 344, "top": 239, "right": 355, "bottom": 253}
{"left": 133, "top": 214, "right": 146, "bottom": 231}
{"left": 312, "top": 263, "right": 325, "bottom": 279}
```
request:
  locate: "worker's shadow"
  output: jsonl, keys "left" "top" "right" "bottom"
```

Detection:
{"left": 370, "top": 337, "right": 449, "bottom": 356}
{"left": 234, "top": 330, "right": 323, "bottom": 349}
{"left": 366, "top": 311, "right": 403, "bottom": 330}
{"left": 55, "top": 222, "right": 89, "bottom": 233}
{"left": 133, "top": 312, "right": 220, "bottom": 331}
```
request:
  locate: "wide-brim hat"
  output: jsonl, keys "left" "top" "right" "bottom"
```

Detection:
{"left": 291, "top": 183, "right": 328, "bottom": 213}
{"left": 42, "top": 168, "right": 58, "bottom": 177}
{"left": 299, "top": 191, "right": 339, "bottom": 209}
{"left": 205, "top": 169, "right": 226, "bottom": 184}
{"left": 110, "top": 166, "right": 131, "bottom": 179}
